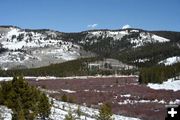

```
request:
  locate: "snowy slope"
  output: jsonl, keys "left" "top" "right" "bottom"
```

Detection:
{"left": 0, "top": 27, "right": 78, "bottom": 51}
{"left": 0, "top": 99, "right": 141, "bottom": 120}
{"left": 159, "top": 56, "right": 180, "bottom": 66}
{"left": 0, "top": 26, "right": 172, "bottom": 70}
{"left": 130, "top": 32, "right": 169, "bottom": 48}
{"left": 1, "top": 28, "right": 73, "bottom": 51}
{"left": 147, "top": 77, "right": 180, "bottom": 91}
{"left": 83, "top": 29, "right": 170, "bottom": 48}
{"left": 50, "top": 98, "right": 141, "bottom": 120}
{"left": 0, "top": 26, "right": 93, "bottom": 69}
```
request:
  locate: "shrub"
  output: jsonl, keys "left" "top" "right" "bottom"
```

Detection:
{"left": 61, "top": 94, "right": 68, "bottom": 102}
{"left": 96, "top": 103, "right": 114, "bottom": 120}
{"left": 64, "top": 108, "right": 75, "bottom": 120}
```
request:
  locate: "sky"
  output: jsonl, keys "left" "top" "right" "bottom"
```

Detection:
{"left": 0, "top": 0, "right": 180, "bottom": 32}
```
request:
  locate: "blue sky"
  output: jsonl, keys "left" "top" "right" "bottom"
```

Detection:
{"left": 0, "top": 0, "right": 180, "bottom": 32}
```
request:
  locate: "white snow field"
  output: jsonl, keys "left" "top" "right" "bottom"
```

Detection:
{"left": 0, "top": 27, "right": 94, "bottom": 69}
{"left": 159, "top": 56, "right": 180, "bottom": 66}
{"left": 50, "top": 98, "right": 141, "bottom": 120}
{"left": 0, "top": 106, "right": 13, "bottom": 120}
{"left": 147, "top": 77, "right": 180, "bottom": 91}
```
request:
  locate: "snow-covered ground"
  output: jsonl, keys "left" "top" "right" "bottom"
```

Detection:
{"left": 61, "top": 89, "right": 76, "bottom": 93}
{"left": 130, "top": 32, "right": 170, "bottom": 48}
{"left": 147, "top": 77, "right": 180, "bottom": 91}
{"left": 0, "top": 75, "right": 138, "bottom": 81}
{"left": 0, "top": 27, "right": 93, "bottom": 69}
{"left": 118, "top": 99, "right": 180, "bottom": 105}
{"left": 0, "top": 26, "right": 172, "bottom": 69}
{"left": 50, "top": 98, "right": 141, "bottom": 120}
{"left": 159, "top": 56, "right": 180, "bottom": 66}
{"left": 0, "top": 106, "right": 12, "bottom": 120}
{"left": 0, "top": 77, "right": 13, "bottom": 81}
{"left": 0, "top": 99, "right": 141, "bottom": 120}
{"left": 151, "top": 34, "right": 169, "bottom": 43}
{"left": 85, "top": 29, "right": 169, "bottom": 48}
{"left": 134, "top": 58, "right": 150, "bottom": 63}
{"left": 118, "top": 93, "right": 180, "bottom": 105}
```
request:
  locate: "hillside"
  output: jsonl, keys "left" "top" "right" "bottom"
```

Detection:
{"left": 0, "top": 26, "right": 94, "bottom": 70}
{"left": 1, "top": 26, "right": 180, "bottom": 70}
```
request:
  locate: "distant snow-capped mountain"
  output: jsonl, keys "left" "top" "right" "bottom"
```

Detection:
{"left": 83, "top": 29, "right": 169, "bottom": 48}
{"left": 0, "top": 25, "right": 179, "bottom": 70}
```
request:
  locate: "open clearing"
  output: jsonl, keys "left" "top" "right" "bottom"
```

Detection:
{"left": 28, "top": 76, "right": 180, "bottom": 120}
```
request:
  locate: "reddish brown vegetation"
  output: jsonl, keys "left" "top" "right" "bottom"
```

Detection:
{"left": 28, "top": 77, "right": 180, "bottom": 120}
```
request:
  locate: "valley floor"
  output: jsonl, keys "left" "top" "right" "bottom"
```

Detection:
{"left": 0, "top": 75, "right": 180, "bottom": 120}
{"left": 27, "top": 76, "right": 180, "bottom": 120}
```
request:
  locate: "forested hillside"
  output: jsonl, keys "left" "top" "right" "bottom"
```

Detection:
{"left": 139, "top": 63, "right": 180, "bottom": 84}
{"left": 0, "top": 26, "right": 180, "bottom": 83}
{"left": 62, "top": 29, "right": 180, "bottom": 67}
{"left": 151, "top": 31, "right": 180, "bottom": 42}
{"left": 0, "top": 57, "right": 104, "bottom": 77}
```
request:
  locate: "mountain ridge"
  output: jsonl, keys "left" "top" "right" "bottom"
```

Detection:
{"left": 0, "top": 25, "right": 180, "bottom": 70}
{"left": 1, "top": 25, "right": 180, "bottom": 33}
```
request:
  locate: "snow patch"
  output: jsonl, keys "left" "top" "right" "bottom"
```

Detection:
{"left": 130, "top": 32, "right": 170, "bottom": 48}
{"left": 0, "top": 106, "right": 13, "bottom": 120}
{"left": 151, "top": 34, "right": 169, "bottom": 43}
{"left": 0, "top": 75, "right": 138, "bottom": 82}
{"left": 0, "top": 77, "right": 13, "bottom": 81}
{"left": 120, "top": 94, "right": 131, "bottom": 97}
{"left": 134, "top": 58, "right": 149, "bottom": 63}
{"left": 61, "top": 89, "right": 76, "bottom": 93}
{"left": 84, "top": 89, "right": 89, "bottom": 92}
{"left": 118, "top": 99, "right": 168, "bottom": 105}
{"left": 147, "top": 77, "right": 180, "bottom": 91}
{"left": 159, "top": 56, "right": 180, "bottom": 66}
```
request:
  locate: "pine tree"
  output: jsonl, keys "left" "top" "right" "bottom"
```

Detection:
{"left": 0, "top": 76, "right": 51, "bottom": 120}
{"left": 17, "top": 109, "right": 25, "bottom": 120}
{"left": 96, "top": 103, "right": 114, "bottom": 120}
{"left": 38, "top": 93, "right": 51, "bottom": 119}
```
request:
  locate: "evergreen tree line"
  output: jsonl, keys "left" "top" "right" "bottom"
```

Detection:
{"left": 0, "top": 57, "right": 137, "bottom": 77}
{"left": 139, "top": 63, "right": 180, "bottom": 84}
{"left": 60, "top": 29, "right": 180, "bottom": 68}
{"left": 82, "top": 36, "right": 132, "bottom": 58}
{"left": 118, "top": 42, "right": 180, "bottom": 67}
{"left": 0, "top": 57, "right": 101, "bottom": 77}
{"left": 0, "top": 76, "right": 51, "bottom": 120}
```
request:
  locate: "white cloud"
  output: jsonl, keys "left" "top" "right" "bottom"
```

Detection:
{"left": 87, "top": 24, "right": 98, "bottom": 28}
{"left": 122, "top": 24, "right": 131, "bottom": 29}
